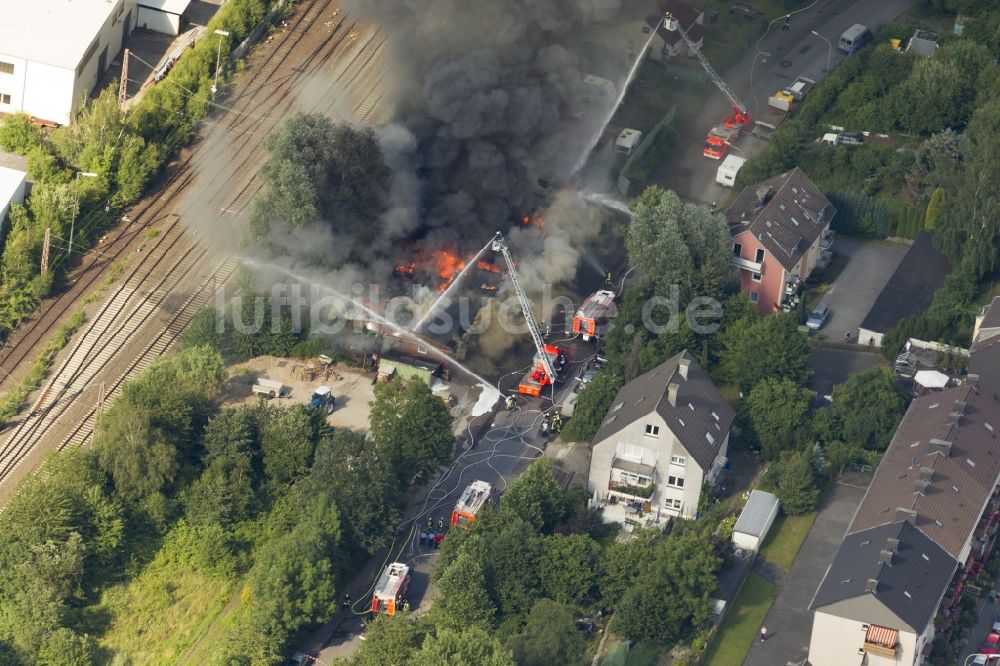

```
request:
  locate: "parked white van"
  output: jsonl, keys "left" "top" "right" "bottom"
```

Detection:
{"left": 838, "top": 24, "right": 871, "bottom": 54}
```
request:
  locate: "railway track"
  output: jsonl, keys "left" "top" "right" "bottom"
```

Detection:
{"left": 0, "top": 0, "right": 393, "bottom": 495}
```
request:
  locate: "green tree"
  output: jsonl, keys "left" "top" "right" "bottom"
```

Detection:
{"left": 832, "top": 368, "right": 905, "bottom": 450}
{"left": 506, "top": 600, "right": 585, "bottom": 666}
{"left": 746, "top": 377, "right": 813, "bottom": 459}
{"left": 259, "top": 404, "right": 318, "bottom": 489}
{"left": 626, "top": 186, "right": 736, "bottom": 299}
{"left": 350, "top": 614, "right": 423, "bottom": 666}
{"left": 246, "top": 113, "right": 390, "bottom": 253}
{"left": 35, "top": 628, "right": 94, "bottom": 666}
{"left": 561, "top": 371, "right": 623, "bottom": 442}
{"left": 430, "top": 549, "right": 496, "bottom": 630}
{"left": 766, "top": 451, "right": 821, "bottom": 516}
{"left": 369, "top": 378, "right": 454, "bottom": 485}
{"left": 410, "top": 626, "right": 515, "bottom": 666}
{"left": 719, "top": 314, "right": 811, "bottom": 394}
{"left": 599, "top": 536, "right": 656, "bottom": 609}
{"left": 93, "top": 407, "right": 179, "bottom": 502}
{"left": 539, "top": 534, "right": 599, "bottom": 605}
{"left": 612, "top": 532, "right": 719, "bottom": 645}
{"left": 500, "top": 459, "right": 571, "bottom": 532}
{"left": 0, "top": 113, "right": 43, "bottom": 154}
{"left": 304, "top": 430, "right": 402, "bottom": 555}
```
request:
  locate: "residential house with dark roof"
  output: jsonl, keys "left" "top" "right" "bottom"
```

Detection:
{"left": 858, "top": 232, "right": 951, "bottom": 347}
{"left": 808, "top": 384, "right": 1000, "bottom": 665}
{"left": 644, "top": 0, "right": 704, "bottom": 60}
{"left": 724, "top": 167, "right": 835, "bottom": 314}
{"left": 587, "top": 350, "right": 735, "bottom": 527}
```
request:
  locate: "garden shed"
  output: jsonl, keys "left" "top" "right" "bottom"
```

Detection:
{"left": 732, "top": 489, "right": 780, "bottom": 553}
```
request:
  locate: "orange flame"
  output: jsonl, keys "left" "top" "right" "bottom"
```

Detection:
{"left": 521, "top": 212, "right": 545, "bottom": 228}
{"left": 432, "top": 250, "right": 465, "bottom": 292}
{"left": 476, "top": 260, "right": 500, "bottom": 274}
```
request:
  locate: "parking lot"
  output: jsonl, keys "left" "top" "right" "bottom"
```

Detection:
{"left": 811, "top": 237, "right": 908, "bottom": 344}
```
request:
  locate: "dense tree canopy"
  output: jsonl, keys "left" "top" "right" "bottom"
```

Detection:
{"left": 245, "top": 112, "right": 391, "bottom": 255}
{"left": 832, "top": 368, "right": 907, "bottom": 450}
{"left": 370, "top": 378, "right": 454, "bottom": 485}
{"left": 625, "top": 187, "right": 736, "bottom": 300}
{"left": 719, "top": 314, "right": 811, "bottom": 394}
{"left": 746, "top": 377, "right": 813, "bottom": 459}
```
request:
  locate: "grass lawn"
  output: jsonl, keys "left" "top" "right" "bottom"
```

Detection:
{"left": 757, "top": 512, "right": 817, "bottom": 573}
{"left": 96, "top": 555, "right": 237, "bottom": 664}
{"left": 625, "top": 643, "right": 664, "bottom": 666}
{"left": 702, "top": 572, "right": 778, "bottom": 666}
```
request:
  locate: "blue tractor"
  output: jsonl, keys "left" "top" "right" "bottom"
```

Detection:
{"left": 310, "top": 386, "right": 336, "bottom": 414}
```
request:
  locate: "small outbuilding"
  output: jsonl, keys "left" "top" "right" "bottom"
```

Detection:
{"left": 732, "top": 489, "right": 780, "bottom": 553}
{"left": 137, "top": 0, "right": 191, "bottom": 36}
{"left": 0, "top": 166, "right": 27, "bottom": 231}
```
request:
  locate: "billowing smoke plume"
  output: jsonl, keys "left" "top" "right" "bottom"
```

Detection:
{"left": 343, "top": 0, "right": 637, "bottom": 252}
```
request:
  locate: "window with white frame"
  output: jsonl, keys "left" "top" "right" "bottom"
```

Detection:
{"left": 750, "top": 292, "right": 759, "bottom": 303}
{"left": 664, "top": 498, "right": 682, "bottom": 511}
{"left": 644, "top": 423, "right": 659, "bottom": 437}
{"left": 615, "top": 442, "right": 646, "bottom": 463}
{"left": 670, "top": 454, "right": 686, "bottom": 466}
{"left": 0, "top": 62, "right": 13, "bottom": 75}
{"left": 667, "top": 475, "right": 684, "bottom": 488}
{"left": 751, "top": 271, "right": 762, "bottom": 282}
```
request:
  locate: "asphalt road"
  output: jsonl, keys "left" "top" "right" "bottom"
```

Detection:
{"left": 661, "top": 0, "right": 914, "bottom": 205}
{"left": 812, "top": 237, "right": 908, "bottom": 345}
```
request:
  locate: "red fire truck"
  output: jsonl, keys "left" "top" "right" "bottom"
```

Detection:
{"left": 517, "top": 344, "right": 568, "bottom": 397}
{"left": 703, "top": 124, "right": 742, "bottom": 159}
{"left": 451, "top": 480, "right": 494, "bottom": 528}
{"left": 371, "top": 562, "right": 410, "bottom": 616}
{"left": 572, "top": 290, "right": 617, "bottom": 342}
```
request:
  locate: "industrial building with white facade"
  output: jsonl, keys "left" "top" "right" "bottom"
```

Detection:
{"left": 0, "top": 0, "right": 191, "bottom": 127}
{"left": 0, "top": 0, "right": 137, "bottom": 126}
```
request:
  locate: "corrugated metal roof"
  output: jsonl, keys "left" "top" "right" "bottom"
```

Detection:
{"left": 733, "top": 489, "right": 780, "bottom": 538}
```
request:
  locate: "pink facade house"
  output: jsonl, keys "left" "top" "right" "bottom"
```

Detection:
{"left": 724, "top": 168, "right": 835, "bottom": 314}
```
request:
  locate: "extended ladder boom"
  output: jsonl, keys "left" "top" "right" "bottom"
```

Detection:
{"left": 665, "top": 14, "right": 747, "bottom": 116}
{"left": 491, "top": 232, "right": 556, "bottom": 381}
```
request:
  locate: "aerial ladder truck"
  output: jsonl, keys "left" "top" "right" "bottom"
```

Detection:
{"left": 663, "top": 13, "right": 749, "bottom": 159}
{"left": 491, "top": 232, "right": 568, "bottom": 397}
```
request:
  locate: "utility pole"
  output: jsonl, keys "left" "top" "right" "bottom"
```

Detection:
{"left": 40, "top": 227, "right": 51, "bottom": 274}
{"left": 69, "top": 171, "right": 98, "bottom": 257}
{"left": 118, "top": 48, "right": 130, "bottom": 110}
{"left": 211, "top": 30, "right": 230, "bottom": 100}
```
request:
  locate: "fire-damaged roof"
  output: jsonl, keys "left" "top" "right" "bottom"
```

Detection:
{"left": 848, "top": 385, "right": 1000, "bottom": 561}
{"left": 591, "top": 350, "right": 734, "bottom": 471}
{"left": 646, "top": 0, "right": 705, "bottom": 48}
{"left": 809, "top": 520, "right": 955, "bottom": 632}
{"left": 725, "top": 167, "right": 835, "bottom": 273}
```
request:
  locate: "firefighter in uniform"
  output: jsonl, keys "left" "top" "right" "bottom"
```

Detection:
{"left": 505, "top": 394, "right": 516, "bottom": 411}
{"left": 402, "top": 599, "right": 410, "bottom": 613}
{"left": 605, "top": 271, "right": 613, "bottom": 286}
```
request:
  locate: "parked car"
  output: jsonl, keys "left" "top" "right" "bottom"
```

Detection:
{"left": 806, "top": 304, "right": 831, "bottom": 330}
{"left": 981, "top": 632, "right": 1000, "bottom": 655}
{"left": 578, "top": 369, "right": 597, "bottom": 387}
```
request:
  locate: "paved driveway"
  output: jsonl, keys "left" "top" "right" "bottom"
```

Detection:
{"left": 813, "top": 238, "right": 907, "bottom": 344}
{"left": 809, "top": 347, "right": 887, "bottom": 399}
{"left": 743, "top": 475, "right": 870, "bottom": 666}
